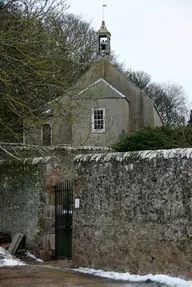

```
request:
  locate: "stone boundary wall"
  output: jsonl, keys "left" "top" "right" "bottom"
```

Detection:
{"left": 0, "top": 143, "right": 111, "bottom": 179}
{"left": 0, "top": 156, "right": 60, "bottom": 258}
{"left": 73, "top": 148, "right": 192, "bottom": 276}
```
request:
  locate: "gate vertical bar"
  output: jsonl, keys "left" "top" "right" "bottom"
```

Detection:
{"left": 55, "top": 180, "right": 73, "bottom": 259}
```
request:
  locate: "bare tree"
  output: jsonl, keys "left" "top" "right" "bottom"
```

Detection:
{"left": 0, "top": 0, "right": 70, "bottom": 141}
{"left": 124, "top": 70, "right": 151, "bottom": 91}
{"left": 146, "top": 83, "right": 187, "bottom": 125}
{"left": 0, "top": 0, "right": 189, "bottom": 151}
{"left": 123, "top": 69, "right": 188, "bottom": 125}
{"left": 0, "top": 0, "right": 99, "bottom": 144}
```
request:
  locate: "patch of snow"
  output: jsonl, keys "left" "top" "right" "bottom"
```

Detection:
{"left": 42, "top": 108, "right": 52, "bottom": 114}
{"left": 73, "top": 268, "right": 192, "bottom": 287}
{"left": 0, "top": 143, "right": 112, "bottom": 153}
{"left": 0, "top": 247, "right": 25, "bottom": 267}
{"left": 25, "top": 251, "right": 43, "bottom": 262}
{"left": 31, "top": 157, "right": 51, "bottom": 165}
{"left": 74, "top": 148, "right": 192, "bottom": 163}
{"left": 1, "top": 258, "right": 25, "bottom": 267}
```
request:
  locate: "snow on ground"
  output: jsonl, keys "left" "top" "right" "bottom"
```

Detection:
{"left": 0, "top": 247, "right": 25, "bottom": 267}
{"left": 74, "top": 268, "right": 192, "bottom": 287}
{"left": 25, "top": 251, "right": 43, "bottom": 262}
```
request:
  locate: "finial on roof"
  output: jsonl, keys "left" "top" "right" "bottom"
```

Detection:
{"left": 102, "top": 4, "right": 106, "bottom": 21}
{"left": 96, "top": 20, "right": 111, "bottom": 36}
{"left": 96, "top": 4, "right": 111, "bottom": 57}
{"left": 96, "top": 4, "right": 111, "bottom": 36}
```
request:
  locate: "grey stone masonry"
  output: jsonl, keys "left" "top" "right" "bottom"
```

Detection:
{"left": 73, "top": 148, "right": 192, "bottom": 276}
{"left": 0, "top": 143, "right": 111, "bottom": 180}
{"left": 0, "top": 156, "right": 60, "bottom": 257}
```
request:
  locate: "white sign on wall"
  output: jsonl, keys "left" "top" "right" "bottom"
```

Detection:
{"left": 75, "top": 198, "right": 80, "bottom": 208}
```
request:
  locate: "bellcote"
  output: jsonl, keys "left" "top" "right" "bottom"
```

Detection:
{"left": 96, "top": 20, "right": 111, "bottom": 57}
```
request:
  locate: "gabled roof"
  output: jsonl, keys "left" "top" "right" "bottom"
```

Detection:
{"left": 77, "top": 78, "right": 129, "bottom": 101}
{"left": 50, "top": 58, "right": 163, "bottom": 127}
{"left": 78, "top": 59, "right": 163, "bottom": 125}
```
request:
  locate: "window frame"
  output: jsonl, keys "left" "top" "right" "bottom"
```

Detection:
{"left": 91, "top": 108, "right": 105, "bottom": 133}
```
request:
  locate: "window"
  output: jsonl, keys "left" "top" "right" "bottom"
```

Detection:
{"left": 92, "top": 108, "right": 105, "bottom": 132}
{"left": 42, "top": 123, "right": 52, "bottom": 146}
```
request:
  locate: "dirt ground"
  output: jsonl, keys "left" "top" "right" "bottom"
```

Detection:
{"left": 0, "top": 265, "right": 143, "bottom": 287}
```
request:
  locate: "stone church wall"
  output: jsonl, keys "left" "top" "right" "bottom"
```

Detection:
{"left": 73, "top": 149, "right": 192, "bottom": 276}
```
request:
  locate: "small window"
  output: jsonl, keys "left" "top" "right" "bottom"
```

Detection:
{"left": 92, "top": 108, "right": 105, "bottom": 132}
{"left": 42, "top": 123, "right": 52, "bottom": 146}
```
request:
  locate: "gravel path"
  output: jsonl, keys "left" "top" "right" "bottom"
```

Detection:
{"left": 0, "top": 266, "right": 168, "bottom": 287}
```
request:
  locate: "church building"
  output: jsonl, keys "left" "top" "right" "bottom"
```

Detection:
{"left": 26, "top": 20, "right": 163, "bottom": 147}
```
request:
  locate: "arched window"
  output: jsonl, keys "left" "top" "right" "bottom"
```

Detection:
{"left": 42, "top": 123, "right": 52, "bottom": 146}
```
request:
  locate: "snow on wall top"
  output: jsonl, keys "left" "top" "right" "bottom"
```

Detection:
{"left": 0, "top": 156, "right": 59, "bottom": 166}
{"left": 0, "top": 143, "right": 111, "bottom": 152}
{"left": 74, "top": 148, "right": 192, "bottom": 163}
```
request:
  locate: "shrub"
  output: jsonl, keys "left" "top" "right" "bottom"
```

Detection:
{"left": 112, "top": 126, "right": 192, "bottom": 152}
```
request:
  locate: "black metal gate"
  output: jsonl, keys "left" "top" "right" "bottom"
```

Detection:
{"left": 55, "top": 181, "right": 73, "bottom": 259}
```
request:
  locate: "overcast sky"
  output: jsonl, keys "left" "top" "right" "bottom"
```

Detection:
{"left": 68, "top": 0, "right": 192, "bottom": 105}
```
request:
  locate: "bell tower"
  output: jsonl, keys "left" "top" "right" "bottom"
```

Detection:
{"left": 96, "top": 5, "right": 111, "bottom": 58}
